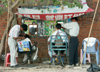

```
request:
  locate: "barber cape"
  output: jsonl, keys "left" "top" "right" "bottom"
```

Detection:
{"left": 17, "top": 38, "right": 38, "bottom": 61}
{"left": 48, "top": 31, "right": 66, "bottom": 57}
{"left": 17, "top": 38, "right": 31, "bottom": 52}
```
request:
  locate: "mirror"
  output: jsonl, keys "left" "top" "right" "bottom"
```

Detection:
{"left": 28, "top": 24, "right": 38, "bottom": 36}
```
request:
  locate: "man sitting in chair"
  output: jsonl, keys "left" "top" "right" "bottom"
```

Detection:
{"left": 17, "top": 35, "right": 38, "bottom": 64}
{"left": 47, "top": 23, "right": 68, "bottom": 63}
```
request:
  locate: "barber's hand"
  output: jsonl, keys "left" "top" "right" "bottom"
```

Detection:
{"left": 61, "top": 27, "right": 64, "bottom": 29}
{"left": 47, "top": 42, "right": 50, "bottom": 45}
{"left": 25, "top": 34, "right": 28, "bottom": 36}
{"left": 21, "top": 37, "right": 25, "bottom": 39}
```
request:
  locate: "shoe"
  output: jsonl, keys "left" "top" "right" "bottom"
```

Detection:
{"left": 21, "top": 60, "right": 28, "bottom": 64}
{"left": 55, "top": 57, "right": 59, "bottom": 63}
{"left": 21, "top": 61, "right": 27, "bottom": 64}
{"left": 74, "top": 63, "right": 79, "bottom": 66}
{"left": 10, "top": 65, "right": 18, "bottom": 68}
{"left": 66, "top": 64, "right": 74, "bottom": 68}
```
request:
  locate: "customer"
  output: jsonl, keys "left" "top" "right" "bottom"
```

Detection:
{"left": 47, "top": 23, "right": 68, "bottom": 58}
{"left": 21, "top": 35, "right": 38, "bottom": 64}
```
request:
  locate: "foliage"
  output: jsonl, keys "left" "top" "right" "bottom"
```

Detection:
{"left": 0, "top": 0, "right": 83, "bottom": 15}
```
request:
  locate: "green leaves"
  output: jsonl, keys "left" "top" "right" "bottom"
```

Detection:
{"left": 47, "top": 8, "right": 50, "bottom": 12}
{"left": 0, "top": 11, "right": 1, "bottom": 15}
{"left": 12, "top": 0, "right": 14, "bottom": 2}
{"left": 0, "top": 0, "right": 84, "bottom": 15}
{"left": 73, "top": 0, "right": 83, "bottom": 8}
{"left": 52, "top": 0, "right": 56, "bottom": 3}
{"left": 40, "top": 0, "right": 43, "bottom": 2}
{"left": 51, "top": 0, "right": 83, "bottom": 8}
{"left": 0, "top": 0, "right": 8, "bottom": 15}
{"left": 0, "top": 8, "right": 4, "bottom": 15}
{"left": 41, "top": 10, "right": 44, "bottom": 13}
{"left": 54, "top": 1, "right": 60, "bottom": 6}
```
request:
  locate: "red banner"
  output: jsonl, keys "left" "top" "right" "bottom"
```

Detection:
{"left": 17, "top": 8, "right": 94, "bottom": 21}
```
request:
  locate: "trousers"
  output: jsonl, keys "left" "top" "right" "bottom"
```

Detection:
{"left": 69, "top": 37, "right": 79, "bottom": 65}
{"left": 8, "top": 37, "right": 17, "bottom": 66}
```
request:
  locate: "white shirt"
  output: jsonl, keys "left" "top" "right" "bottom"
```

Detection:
{"left": 62, "top": 22, "right": 80, "bottom": 37}
{"left": 48, "top": 30, "right": 68, "bottom": 42}
{"left": 9, "top": 25, "right": 20, "bottom": 38}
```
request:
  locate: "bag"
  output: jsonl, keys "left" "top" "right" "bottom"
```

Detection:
{"left": 17, "top": 41, "right": 32, "bottom": 53}
{"left": 54, "top": 31, "right": 63, "bottom": 46}
{"left": 87, "top": 64, "right": 100, "bottom": 72}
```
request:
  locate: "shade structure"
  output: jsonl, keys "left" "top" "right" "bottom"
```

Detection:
{"left": 17, "top": 0, "right": 94, "bottom": 21}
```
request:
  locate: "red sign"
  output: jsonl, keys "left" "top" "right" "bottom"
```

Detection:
{"left": 17, "top": 8, "right": 94, "bottom": 21}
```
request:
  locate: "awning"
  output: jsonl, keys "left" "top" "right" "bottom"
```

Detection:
{"left": 17, "top": 0, "right": 94, "bottom": 21}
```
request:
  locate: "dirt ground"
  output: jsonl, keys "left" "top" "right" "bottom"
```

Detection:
{"left": 0, "top": 56, "right": 98, "bottom": 72}
{"left": 0, "top": 63, "right": 91, "bottom": 72}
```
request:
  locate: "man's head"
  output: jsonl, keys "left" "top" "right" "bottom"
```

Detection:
{"left": 20, "top": 24, "right": 27, "bottom": 31}
{"left": 71, "top": 17, "right": 78, "bottom": 22}
{"left": 56, "top": 23, "right": 61, "bottom": 30}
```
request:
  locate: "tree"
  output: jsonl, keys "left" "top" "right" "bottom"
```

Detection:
{"left": 0, "top": 0, "right": 83, "bottom": 56}
{"left": 0, "top": 0, "right": 20, "bottom": 56}
{"left": 0, "top": 0, "right": 83, "bottom": 14}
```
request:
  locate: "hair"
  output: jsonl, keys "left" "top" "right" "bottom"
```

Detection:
{"left": 71, "top": 17, "right": 78, "bottom": 21}
{"left": 21, "top": 24, "right": 27, "bottom": 31}
{"left": 56, "top": 23, "right": 61, "bottom": 29}
{"left": 25, "top": 34, "right": 30, "bottom": 38}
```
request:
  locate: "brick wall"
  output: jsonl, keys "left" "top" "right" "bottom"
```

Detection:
{"left": 0, "top": 0, "right": 100, "bottom": 58}
{"left": 0, "top": 12, "right": 7, "bottom": 40}
{"left": 78, "top": 0, "right": 100, "bottom": 54}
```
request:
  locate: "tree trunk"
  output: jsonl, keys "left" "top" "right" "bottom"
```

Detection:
{"left": 0, "top": 0, "right": 20, "bottom": 56}
{"left": 0, "top": 32, "right": 6, "bottom": 55}
{"left": 12, "top": 14, "right": 17, "bottom": 26}
{"left": 0, "top": 10, "right": 14, "bottom": 56}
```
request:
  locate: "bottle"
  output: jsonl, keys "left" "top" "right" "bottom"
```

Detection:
{"left": 28, "top": 59, "right": 30, "bottom": 64}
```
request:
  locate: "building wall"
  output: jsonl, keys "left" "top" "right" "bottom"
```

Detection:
{"left": 0, "top": 12, "right": 7, "bottom": 40}
{"left": 0, "top": 0, "right": 100, "bottom": 58}
{"left": 78, "top": 0, "right": 100, "bottom": 54}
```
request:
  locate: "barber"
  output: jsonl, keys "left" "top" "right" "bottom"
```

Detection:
{"left": 61, "top": 17, "right": 80, "bottom": 67}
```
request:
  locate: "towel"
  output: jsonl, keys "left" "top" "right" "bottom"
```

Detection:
{"left": 83, "top": 37, "right": 96, "bottom": 50}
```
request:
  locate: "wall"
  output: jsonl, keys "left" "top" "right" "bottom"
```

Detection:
{"left": 0, "top": 12, "right": 7, "bottom": 41}
{"left": 0, "top": 0, "right": 100, "bottom": 58}
{"left": 78, "top": 0, "right": 100, "bottom": 54}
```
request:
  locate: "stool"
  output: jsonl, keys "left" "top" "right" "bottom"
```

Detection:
{"left": 80, "top": 49, "right": 91, "bottom": 63}
{"left": 5, "top": 53, "right": 18, "bottom": 67}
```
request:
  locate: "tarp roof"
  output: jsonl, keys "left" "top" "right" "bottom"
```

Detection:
{"left": 17, "top": 0, "right": 94, "bottom": 21}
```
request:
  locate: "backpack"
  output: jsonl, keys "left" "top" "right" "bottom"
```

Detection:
{"left": 87, "top": 64, "right": 100, "bottom": 72}
{"left": 54, "top": 31, "right": 63, "bottom": 46}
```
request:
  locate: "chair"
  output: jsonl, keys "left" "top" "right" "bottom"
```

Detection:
{"left": 82, "top": 37, "right": 99, "bottom": 64}
{"left": 5, "top": 53, "right": 18, "bottom": 67}
{"left": 80, "top": 49, "right": 91, "bottom": 63}
{"left": 50, "top": 35, "right": 67, "bottom": 66}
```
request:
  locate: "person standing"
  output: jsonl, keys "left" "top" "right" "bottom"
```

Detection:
{"left": 61, "top": 17, "right": 80, "bottom": 67}
{"left": 8, "top": 24, "right": 27, "bottom": 67}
